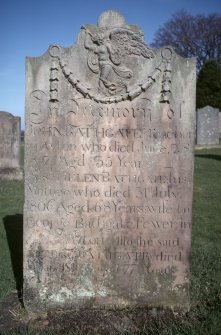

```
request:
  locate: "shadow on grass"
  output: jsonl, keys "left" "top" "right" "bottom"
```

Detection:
{"left": 3, "top": 214, "right": 23, "bottom": 305}
{"left": 195, "top": 154, "right": 221, "bottom": 161}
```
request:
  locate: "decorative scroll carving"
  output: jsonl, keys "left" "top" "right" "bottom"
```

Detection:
{"left": 59, "top": 57, "right": 164, "bottom": 103}
{"left": 29, "top": 90, "right": 48, "bottom": 124}
{"left": 49, "top": 45, "right": 61, "bottom": 102}
{"left": 161, "top": 48, "right": 172, "bottom": 103}
{"left": 48, "top": 37, "right": 173, "bottom": 105}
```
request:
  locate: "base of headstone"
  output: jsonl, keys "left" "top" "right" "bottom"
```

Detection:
{"left": 23, "top": 284, "right": 190, "bottom": 313}
{"left": 0, "top": 292, "right": 188, "bottom": 335}
{"left": 0, "top": 168, "right": 23, "bottom": 180}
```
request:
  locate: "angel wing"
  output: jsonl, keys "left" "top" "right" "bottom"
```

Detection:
{"left": 109, "top": 28, "right": 155, "bottom": 63}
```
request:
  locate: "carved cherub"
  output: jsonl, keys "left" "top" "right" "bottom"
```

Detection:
{"left": 83, "top": 27, "right": 154, "bottom": 95}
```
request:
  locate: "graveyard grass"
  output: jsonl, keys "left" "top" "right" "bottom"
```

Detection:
{"left": 0, "top": 147, "right": 221, "bottom": 334}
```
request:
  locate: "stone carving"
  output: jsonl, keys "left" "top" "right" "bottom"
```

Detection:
{"left": 46, "top": 17, "right": 173, "bottom": 104}
{"left": 59, "top": 55, "right": 164, "bottom": 103}
{"left": 84, "top": 28, "right": 154, "bottom": 95}
{"left": 161, "top": 48, "right": 172, "bottom": 103}
{"left": 24, "top": 11, "right": 196, "bottom": 312}
{"left": 29, "top": 90, "right": 48, "bottom": 124}
{"left": 49, "top": 61, "right": 59, "bottom": 102}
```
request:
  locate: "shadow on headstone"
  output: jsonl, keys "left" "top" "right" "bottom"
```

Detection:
{"left": 195, "top": 154, "right": 221, "bottom": 161}
{"left": 3, "top": 214, "right": 23, "bottom": 305}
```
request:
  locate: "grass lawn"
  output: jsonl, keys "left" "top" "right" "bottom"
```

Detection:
{"left": 0, "top": 148, "right": 221, "bottom": 334}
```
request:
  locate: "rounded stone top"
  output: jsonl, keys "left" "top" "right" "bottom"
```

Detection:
{"left": 0, "top": 111, "right": 15, "bottom": 120}
{"left": 198, "top": 106, "right": 219, "bottom": 112}
{"left": 98, "top": 10, "right": 125, "bottom": 28}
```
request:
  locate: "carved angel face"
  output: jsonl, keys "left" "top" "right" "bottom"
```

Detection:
{"left": 93, "top": 33, "right": 105, "bottom": 45}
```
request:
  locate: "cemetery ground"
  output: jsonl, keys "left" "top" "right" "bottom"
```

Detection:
{"left": 0, "top": 146, "right": 221, "bottom": 334}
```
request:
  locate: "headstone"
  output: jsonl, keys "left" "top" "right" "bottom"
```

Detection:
{"left": 219, "top": 112, "right": 221, "bottom": 138}
{"left": 0, "top": 111, "right": 23, "bottom": 180}
{"left": 24, "top": 11, "right": 196, "bottom": 312}
{"left": 196, "top": 106, "right": 219, "bottom": 145}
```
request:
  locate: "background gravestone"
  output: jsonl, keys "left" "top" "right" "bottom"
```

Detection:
{"left": 196, "top": 106, "right": 219, "bottom": 145}
{"left": 0, "top": 111, "right": 23, "bottom": 180}
{"left": 24, "top": 10, "right": 196, "bottom": 312}
{"left": 219, "top": 112, "right": 221, "bottom": 139}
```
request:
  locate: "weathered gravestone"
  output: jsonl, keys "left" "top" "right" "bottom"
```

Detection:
{"left": 219, "top": 112, "right": 221, "bottom": 139}
{"left": 24, "top": 11, "right": 196, "bottom": 312}
{"left": 0, "top": 111, "right": 23, "bottom": 180}
{"left": 196, "top": 106, "right": 219, "bottom": 145}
